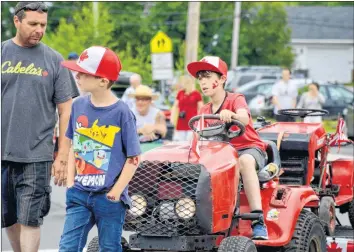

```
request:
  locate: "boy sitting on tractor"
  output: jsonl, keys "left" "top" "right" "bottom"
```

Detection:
{"left": 187, "top": 56, "right": 268, "bottom": 240}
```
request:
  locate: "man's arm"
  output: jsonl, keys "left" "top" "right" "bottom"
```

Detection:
{"left": 154, "top": 111, "right": 167, "bottom": 137}
{"left": 52, "top": 99, "right": 72, "bottom": 186}
{"left": 271, "top": 83, "right": 281, "bottom": 110}
{"left": 107, "top": 155, "right": 141, "bottom": 201}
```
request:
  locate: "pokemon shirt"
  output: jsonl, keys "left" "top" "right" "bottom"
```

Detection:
{"left": 66, "top": 95, "right": 141, "bottom": 207}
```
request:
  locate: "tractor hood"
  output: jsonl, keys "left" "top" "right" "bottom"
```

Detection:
{"left": 141, "top": 141, "right": 238, "bottom": 172}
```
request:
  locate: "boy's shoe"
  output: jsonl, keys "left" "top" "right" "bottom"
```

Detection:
{"left": 251, "top": 220, "right": 269, "bottom": 240}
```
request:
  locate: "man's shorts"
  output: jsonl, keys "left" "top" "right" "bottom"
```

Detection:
{"left": 238, "top": 148, "right": 266, "bottom": 171}
{"left": 1, "top": 161, "right": 52, "bottom": 228}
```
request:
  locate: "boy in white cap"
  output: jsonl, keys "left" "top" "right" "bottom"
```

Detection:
{"left": 187, "top": 56, "right": 268, "bottom": 240}
{"left": 58, "top": 46, "right": 141, "bottom": 251}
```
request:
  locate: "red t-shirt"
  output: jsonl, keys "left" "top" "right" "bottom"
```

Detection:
{"left": 199, "top": 92, "right": 266, "bottom": 152}
{"left": 176, "top": 90, "right": 202, "bottom": 131}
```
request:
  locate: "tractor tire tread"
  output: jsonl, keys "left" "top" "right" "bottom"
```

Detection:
{"left": 87, "top": 236, "right": 99, "bottom": 252}
{"left": 349, "top": 198, "right": 354, "bottom": 229}
{"left": 282, "top": 210, "right": 326, "bottom": 252}
{"left": 218, "top": 236, "right": 256, "bottom": 252}
{"left": 318, "top": 196, "right": 336, "bottom": 236}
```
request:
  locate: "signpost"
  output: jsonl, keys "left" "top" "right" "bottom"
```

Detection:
{"left": 150, "top": 31, "right": 174, "bottom": 98}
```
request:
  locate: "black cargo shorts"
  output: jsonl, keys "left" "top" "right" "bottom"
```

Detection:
{"left": 1, "top": 161, "right": 52, "bottom": 228}
{"left": 238, "top": 148, "right": 266, "bottom": 171}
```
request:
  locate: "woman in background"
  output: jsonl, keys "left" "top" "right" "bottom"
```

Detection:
{"left": 297, "top": 82, "right": 326, "bottom": 123}
{"left": 171, "top": 75, "right": 203, "bottom": 141}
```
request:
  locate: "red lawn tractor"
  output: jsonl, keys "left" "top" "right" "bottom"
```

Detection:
{"left": 87, "top": 109, "right": 354, "bottom": 252}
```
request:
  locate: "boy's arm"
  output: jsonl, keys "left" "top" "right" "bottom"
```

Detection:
{"left": 107, "top": 155, "right": 141, "bottom": 201}
{"left": 232, "top": 109, "right": 250, "bottom": 126}
{"left": 66, "top": 140, "right": 76, "bottom": 188}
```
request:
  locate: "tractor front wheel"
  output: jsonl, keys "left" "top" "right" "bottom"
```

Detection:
{"left": 318, "top": 196, "right": 336, "bottom": 236}
{"left": 349, "top": 198, "right": 354, "bottom": 229}
{"left": 218, "top": 236, "right": 257, "bottom": 252}
{"left": 282, "top": 210, "right": 327, "bottom": 252}
{"left": 87, "top": 236, "right": 131, "bottom": 252}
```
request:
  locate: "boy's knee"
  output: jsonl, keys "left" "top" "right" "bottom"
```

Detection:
{"left": 239, "top": 154, "right": 256, "bottom": 170}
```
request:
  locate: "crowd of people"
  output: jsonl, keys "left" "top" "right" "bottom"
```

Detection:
{"left": 2, "top": 1, "right": 327, "bottom": 251}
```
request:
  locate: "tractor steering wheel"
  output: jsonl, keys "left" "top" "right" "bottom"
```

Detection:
{"left": 278, "top": 108, "right": 329, "bottom": 118}
{"left": 188, "top": 114, "right": 246, "bottom": 140}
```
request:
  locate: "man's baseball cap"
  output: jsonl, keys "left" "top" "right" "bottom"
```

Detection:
{"left": 187, "top": 56, "right": 228, "bottom": 78}
{"left": 67, "top": 52, "right": 79, "bottom": 60}
{"left": 61, "top": 46, "right": 122, "bottom": 81}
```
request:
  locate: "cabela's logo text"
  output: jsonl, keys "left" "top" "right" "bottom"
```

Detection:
{"left": 2, "top": 61, "right": 46, "bottom": 76}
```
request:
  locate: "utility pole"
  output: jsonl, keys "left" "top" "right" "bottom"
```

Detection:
{"left": 185, "top": 2, "right": 201, "bottom": 72}
{"left": 93, "top": 2, "right": 99, "bottom": 38}
{"left": 231, "top": 1, "right": 241, "bottom": 70}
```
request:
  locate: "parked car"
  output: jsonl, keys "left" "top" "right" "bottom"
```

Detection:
{"left": 343, "top": 103, "right": 354, "bottom": 140}
{"left": 227, "top": 78, "right": 312, "bottom": 103}
{"left": 225, "top": 69, "right": 282, "bottom": 91}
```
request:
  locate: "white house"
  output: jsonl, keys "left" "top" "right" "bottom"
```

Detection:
{"left": 286, "top": 6, "right": 354, "bottom": 83}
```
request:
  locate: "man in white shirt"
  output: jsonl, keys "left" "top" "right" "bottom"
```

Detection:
{"left": 271, "top": 68, "right": 298, "bottom": 122}
{"left": 121, "top": 73, "right": 142, "bottom": 109}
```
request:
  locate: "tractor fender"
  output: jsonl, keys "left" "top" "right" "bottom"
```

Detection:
{"left": 330, "top": 159, "right": 354, "bottom": 204}
{"left": 253, "top": 186, "right": 320, "bottom": 247}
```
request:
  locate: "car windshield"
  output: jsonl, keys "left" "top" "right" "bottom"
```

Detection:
{"left": 327, "top": 85, "right": 354, "bottom": 103}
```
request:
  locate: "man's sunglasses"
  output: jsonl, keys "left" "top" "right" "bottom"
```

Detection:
{"left": 14, "top": 2, "right": 48, "bottom": 15}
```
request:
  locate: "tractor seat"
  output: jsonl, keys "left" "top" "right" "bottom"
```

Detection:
{"left": 262, "top": 140, "right": 281, "bottom": 168}
{"left": 257, "top": 140, "right": 281, "bottom": 183}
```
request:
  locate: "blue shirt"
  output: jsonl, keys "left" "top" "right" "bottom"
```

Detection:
{"left": 66, "top": 95, "right": 141, "bottom": 207}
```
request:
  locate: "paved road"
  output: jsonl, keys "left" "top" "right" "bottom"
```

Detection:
{"left": 2, "top": 144, "right": 353, "bottom": 251}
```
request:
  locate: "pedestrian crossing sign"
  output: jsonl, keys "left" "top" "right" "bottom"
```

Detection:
{"left": 150, "top": 31, "right": 173, "bottom": 53}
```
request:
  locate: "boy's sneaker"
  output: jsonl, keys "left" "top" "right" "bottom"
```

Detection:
{"left": 251, "top": 219, "right": 269, "bottom": 240}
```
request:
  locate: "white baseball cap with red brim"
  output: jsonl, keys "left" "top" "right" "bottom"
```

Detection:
{"left": 187, "top": 56, "right": 228, "bottom": 78}
{"left": 61, "top": 46, "right": 122, "bottom": 81}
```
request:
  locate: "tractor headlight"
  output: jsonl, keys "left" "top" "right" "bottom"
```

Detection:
{"left": 128, "top": 194, "right": 147, "bottom": 217}
{"left": 175, "top": 198, "right": 196, "bottom": 219}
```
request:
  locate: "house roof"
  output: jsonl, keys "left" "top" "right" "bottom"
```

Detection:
{"left": 285, "top": 6, "right": 354, "bottom": 40}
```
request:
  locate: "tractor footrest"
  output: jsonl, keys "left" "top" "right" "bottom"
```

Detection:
{"left": 129, "top": 234, "right": 219, "bottom": 251}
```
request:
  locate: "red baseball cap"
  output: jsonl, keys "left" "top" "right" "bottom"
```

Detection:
{"left": 187, "top": 56, "right": 228, "bottom": 78}
{"left": 61, "top": 46, "right": 122, "bottom": 81}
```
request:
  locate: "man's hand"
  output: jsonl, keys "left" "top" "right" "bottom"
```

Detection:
{"left": 219, "top": 109, "right": 235, "bottom": 123}
{"left": 142, "top": 124, "right": 155, "bottom": 135}
{"left": 52, "top": 154, "right": 68, "bottom": 187}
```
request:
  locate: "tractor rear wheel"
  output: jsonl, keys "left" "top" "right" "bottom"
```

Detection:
{"left": 87, "top": 236, "right": 131, "bottom": 252}
{"left": 318, "top": 196, "right": 336, "bottom": 236}
{"left": 218, "top": 236, "right": 257, "bottom": 252}
{"left": 282, "top": 210, "right": 327, "bottom": 252}
{"left": 349, "top": 198, "right": 354, "bottom": 229}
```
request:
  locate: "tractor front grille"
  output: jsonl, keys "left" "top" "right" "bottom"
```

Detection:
{"left": 124, "top": 161, "right": 204, "bottom": 236}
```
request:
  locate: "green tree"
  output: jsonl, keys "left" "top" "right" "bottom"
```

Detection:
{"left": 1, "top": 1, "right": 18, "bottom": 41}
{"left": 42, "top": 3, "right": 117, "bottom": 58}
{"left": 118, "top": 43, "right": 152, "bottom": 84}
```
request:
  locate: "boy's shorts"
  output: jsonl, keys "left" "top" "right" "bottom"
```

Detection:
{"left": 1, "top": 161, "right": 52, "bottom": 228}
{"left": 238, "top": 148, "right": 266, "bottom": 171}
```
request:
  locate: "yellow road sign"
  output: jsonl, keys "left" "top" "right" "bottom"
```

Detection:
{"left": 150, "top": 31, "right": 173, "bottom": 53}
